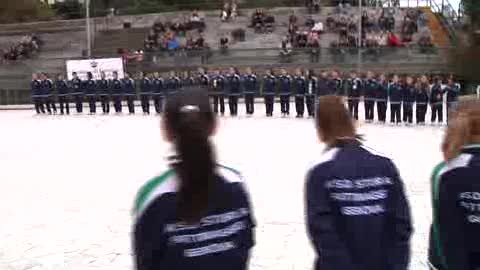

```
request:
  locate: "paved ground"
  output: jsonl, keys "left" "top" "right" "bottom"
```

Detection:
{"left": 0, "top": 103, "right": 445, "bottom": 270}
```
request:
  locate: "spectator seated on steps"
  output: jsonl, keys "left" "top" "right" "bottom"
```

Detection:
{"left": 387, "top": 31, "right": 402, "bottom": 47}
{"left": 153, "top": 21, "right": 166, "bottom": 34}
{"left": 220, "top": 1, "right": 237, "bottom": 22}
{"left": 280, "top": 36, "right": 293, "bottom": 56}
{"left": 305, "top": 16, "right": 315, "bottom": 28}
{"left": 306, "top": 0, "right": 320, "bottom": 13}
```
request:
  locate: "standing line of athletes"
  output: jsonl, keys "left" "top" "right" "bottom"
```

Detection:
{"left": 30, "top": 68, "right": 461, "bottom": 123}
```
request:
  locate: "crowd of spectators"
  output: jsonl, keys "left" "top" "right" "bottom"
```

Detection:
{"left": 144, "top": 11, "right": 207, "bottom": 53}
{"left": 2, "top": 34, "right": 42, "bottom": 62}
{"left": 249, "top": 9, "right": 275, "bottom": 33}
{"left": 221, "top": 0, "right": 238, "bottom": 22}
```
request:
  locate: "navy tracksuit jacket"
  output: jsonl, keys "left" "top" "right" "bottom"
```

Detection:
{"left": 243, "top": 74, "right": 258, "bottom": 95}
{"left": 263, "top": 75, "right": 276, "bottom": 96}
{"left": 133, "top": 165, "right": 255, "bottom": 270}
{"left": 56, "top": 80, "right": 69, "bottom": 96}
{"left": 278, "top": 75, "right": 292, "bottom": 96}
{"left": 167, "top": 77, "right": 181, "bottom": 96}
{"left": 429, "top": 145, "right": 480, "bottom": 270}
{"left": 306, "top": 140, "right": 413, "bottom": 270}
{"left": 70, "top": 78, "right": 83, "bottom": 95}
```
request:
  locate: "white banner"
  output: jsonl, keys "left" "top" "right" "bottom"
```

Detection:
{"left": 66, "top": 58, "right": 125, "bottom": 80}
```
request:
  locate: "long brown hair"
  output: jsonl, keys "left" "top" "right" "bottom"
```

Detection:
{"left": 315, "top": 95, "right": 356, "bottom": 146}
{"left": 442, "top": 100, "right": 480, "bottom": 161}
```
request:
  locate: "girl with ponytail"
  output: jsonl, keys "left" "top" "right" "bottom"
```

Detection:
{"left": 428, "top": 100, "right": 480, "bottom": 270}
{"left": 132, "top": 88, "right": 255, "bottom": 270}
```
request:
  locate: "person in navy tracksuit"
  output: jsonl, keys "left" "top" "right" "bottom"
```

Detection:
{"left": 139, "top": 72, "right": 152, "bottom": 114}
{"left": 445, "top": 78, "right": 460, "bottom": 122}
{"left": 85, "top": 72, "right": 97, "bottom": 114}
{"left": 197, "top": 68, "right": 210, "bottom": 88}
{"left": 430, "top": 77, "right": 445, "bottom": 124}
{"left": 305, "top": 70, "right": 317, "bottom": 118}
{"left": 111, "top": 71, "right": 123, "bottom": 113}
{"left": 317, "top": 71, "right": 329, "bottom": 97}
{"left": 416, "top": 75, "right": 430, "bottom": 125}
{"left": 346, "top": 71, "right": 362, "bottom": 121}
{"left": 278, "top": 69, "right": 292, "bottom": 117}
{"left": 56, "top": 74, "right": 70, "bottom": 115}
{"left": 243, "top": 67, "right": 257, "bottom": 116}
{"left": 181, "top": 71, "right": 196, "bottom": 88}
{"left": 327, "top": 71, "right": 343, "bottom": 96}
{"left": 133, "top": 89, "right": 255, "bottom": 270}
{"left": 70, "top": 72, "right": 83, "bottom": 113}
{"left": 263, "top": 69, "right": 276, "bottom": 117}
{"left": 152, "top": 72, "right": 165, "bottom": 114}
{"left": 293, "top": 69, "right": 307, "bottom": 118}
{"left": 123, "top": 72, "right": 136, "bottom": 114}
{"left": 376, "top": 74, "right": 389, "bottom": 123}
{"left": 364, "top": 71, "right": 378, "bottom": 122}
{"left": 428, "top": 102, "right": 480, "bottom": 270}
{"left": 166, "top": 71, "right": 181, "bottom": 97}
{"left": 306, "top": 95, "right": 412, "bottom": 270}
{"left": 41, "top": 73, "right": 57, "bottom": 114}
{"left": 97, "top": 71, "right": 110, "bottom": 114}
{"left": 31, "top": 73, "right": 44, "bottom": 114}
{"left": 402, "top": 76, "right": 416, "bottom": 125}
{"left": 226, "top": 67, "right": 241, "bottom": 116}
{"left": 389, "top": 74, "right": 403, "bottom": 124}
{"left": 210, "top": 70, "right": 226, "bottom": 115}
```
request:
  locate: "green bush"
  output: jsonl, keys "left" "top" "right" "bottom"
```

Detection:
{"left": 0, "top": 0, "right": 54, "bottom": 23}
{"left": 52, "top": 0, "right": 85, "bottom": 19}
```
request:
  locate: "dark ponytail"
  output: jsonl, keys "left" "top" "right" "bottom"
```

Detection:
{"left": 164, "top": 89, "right": 216, "bottom": 223}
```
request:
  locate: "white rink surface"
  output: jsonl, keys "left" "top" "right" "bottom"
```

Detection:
{"left": 0, "top": 104, "right": 446, "bottom": 270}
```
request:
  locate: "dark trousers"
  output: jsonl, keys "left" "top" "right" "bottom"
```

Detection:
{"left": 58, "top": 96, "right": 70, "bottom": 115}
{"left": 446, "top": 102, "right": 457, "bottom": 122}
{"left": 140, "top": 95, "right": 150, "bottom": 114}
{"left": 431, "top": 103, "right": 443, "bottom": 123}
{"left": 416, "top": 104, "right": 427, "bottom": 124}
{"left": 126, "top": 95, "right": 135, "bottom": 114}
{"left": 33, "top": 97, "right": 45, "bottom": 114}
{"left": 153, "top": 95, "right": 163, "bottom": 114}
{"left": 377, "top": 101, "right": 387, "bottom": 122}
{"left": 87, "top": 95, "right": 96, "bottom": 113}
{"left": 402, "top": 103, "right": 413, "bottom": 124}
{"left": 365, "top": 100, "right": 375, "bottom": 121}
{"left": 264, "top": 95, "right": 274, "bottom": 116}
{"left": 306, "top": 95, "right": 315, "bottom": 116}
{"left": 228, "top": 95, "right": 238, "bottom": 116}
{"left": 74, "top": 95, "right": 83, "bottom": 113}
{"left": 348, "top": 99, "right": 359, "bottom": 120}
{"left": 295, "top": 96, "right": 305, "bottom": 116}
{"left": 280, "top": 95, "right": 290, "bottom": 114}
{"left": 100, "top": 95, "right": 110, "bottom": 114}
{"left": 245, "top": 94, "right": 255, "bottom": 115}
{"left": 213, "top": 94, "right": 225, "bottom": 114}
{"left": 44, "top": 96, "right": 57, "bottom": 114}
{"left": 390, "top": 103, "right": 401, "bottom": 123}
{"left": 113, "top": 95, "right": 122, "bottom": 113}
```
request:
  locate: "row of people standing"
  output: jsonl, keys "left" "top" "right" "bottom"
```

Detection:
{"left": 30, "top": 68, "right": 461, "bottom": 124}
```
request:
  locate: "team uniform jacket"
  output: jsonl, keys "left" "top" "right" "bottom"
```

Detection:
{"left": 445, "top": 83, "right": 460, "bottom": 104}
{"left": 140, "top": 78, "right": 152, "bottom": 95}
{"left": 376, "top": 81, "right": 389, "bottom": 102}
{"left": 226, "top": 74, "right": 242, "bottom": 96}
{"left": 133, "top": 165, "right": 255, "bottom": 270}
{"left": 430, "top": 84, "right": 444, "bottom": 105}
{"left": 278, "top": 75, "right": 292, "bottom": 96}
{"left": 306, "top": 77, "right": 318, "bottom": 96}
{"left": 416, "top": 84, "right": 430, "bottom": 105}
{"left": 182, "top": 77, "right": 196, "bottom": 88}
{"left": 96, "top": 79, "right": 110, "bottom": 96}
{"left": 346, "top": 78, "right": 362, "bottom": 100}
{"left": 327, "top": 78, "right": 342, "bottom": 95}
{"left": 262, "top": 75, "right": 276, "bottom": 96}
{"left": 56, "top": 80, "right": 69, "bottom": 97}
{"left": 152, "top": 78, "right": 165, "bottom": 96}
{"left": 31, "top": 79, "right": 42, "bottom": 98}
{"left": 210, "top": 75, "right": 225, "bottom": 95}
{"left": 243, "top": 74, "right": 258, "bottom": 95}
{"left": 167, "top": 77, "right": 181, "bottom": 95}
{"left": 294, "top": 76, "right": 307, "bottom": 96}
{"left": 305, "top": 140, "right": 413, "bottom": 270}
{"left": 122, "top": 78, "right": 136, "bottom": 96}
{"left": 84, "top": 79, "right": 96, "bottom": 96}
{"left": 110, "top": 79, "right": 123, "bottom": 96}
{"left": 363, "top": 79, "right": 378, "bottom": 102}
{"left": 317, "top": 77, "right": 329, "bottom": 96}
{"left": 388, "top": 83, "right": 403, "bottom": 104}
{"left": 198, "top": 74, "right": 210, "bottom": 87}
{"left": 70, "top": 78, "right": 83, "bottom": 96}
{"left": 41, "top": 79, "right": 54, "bottom": 97}
{"left": 429, "top": 145, "right": 480, "bottom": 270}
{"left": 403, "top": 84, "right": 416, "bottom": 105}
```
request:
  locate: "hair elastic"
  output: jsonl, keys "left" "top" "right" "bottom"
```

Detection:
{"left": 180, "top": 105, "right": 200, "bottom": 113}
